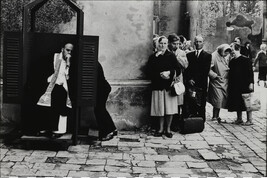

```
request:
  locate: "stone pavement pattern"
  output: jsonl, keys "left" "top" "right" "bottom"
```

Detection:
{"left": 0, "top": 77, "right": 266, "bottom": 177}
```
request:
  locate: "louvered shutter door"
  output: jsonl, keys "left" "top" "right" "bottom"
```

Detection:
{"left": 3, "top": 32, "right": 23, "bottom": 103}
{"left": 77, "top": 36, "right": 99, "bottom": 106}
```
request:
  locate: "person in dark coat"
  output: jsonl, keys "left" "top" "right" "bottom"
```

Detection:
{"left": 147, "top": 36, "right": 181, "bottom": 138}
{"left": 183, "top": 35, "right": 212, "bottom": 121}
{"left": 228, "top": 43, "right": 254, "bottom": 125}
{"left": 254, "top": 43, "right": 267, "bottom": 87}
{"left": 94, "top": 61, "right": 117, "bottom": 141}
{"left": 243, "top": 41, "right": 253, "bottom": 62}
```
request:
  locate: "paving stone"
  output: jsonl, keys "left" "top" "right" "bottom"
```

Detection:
{"left": 101, "top": 140, "right": 118, "bottom": 147}
{"left": 56, "top": 151, "right": 87, "bottom": 158}
{"left": 184, "top": 134, "right": 204, "bottom": 141}
{"left": 0, "top": 167, "right": 12, "bottom": 176}
{"left": 205, "top": 137, "right": 230, "bottom": 145}
{"left": 55, "top": 163, "right": 81, "bottom": 170}
{"left": 31, "top": 150, "right": 57, "bottom": 157}
{"left": 145, "top": 154, "right": 169, "bottom": 161}
{"left": 0, "top": 162, "right": 15, "bottom": 168}
{"left": 107, "top": 171, "right": 132, "bottom": 177}
{"left": 233, "top": 157, "right": 249, "bottom": 163}
{"left": 107, "top": 159, "right": 131, "bottom": 167}
{"left": 181, "top": 141, "right": 210, "bottom": 149}
{"left": 0, "top": 148, "right": 8, "bottom": 155}
{"left": 123, "top": 153, "right": 145, "bottom": 160}
{"left": 66, "top": 157, "right": 86, "bottom": 164}
{"left": 144, "top": 143, "right": 168, "bottom": 149}
{"left": 214, "top": 169, "right": 236, "bottom": 177}
{"left": 166, "top": 173, "right": 191, "bottom": 177}
{"left": 89, "top": 151, "right": 112, "bottom": 159}
{"left": 157, "top": 161, "right": 187, "bottom": 168}
{"left": 198, "top": 149, "right": 220, "bottom": 160}
{"left": 241, "top": 163, "right": 259, "bottom": 173}
{"left": 2, "top": 155, "right": 25, "bottom": 162}
{"left": 118, "top": 141, "right": 145, "bottom": 147}
{"left": 169, "top": 155, "right": 201, "bottom": 162}
{"left": 130, "top": 147, "right": 157, "bottom": 154}
{"left": 118, "top": 134, "right": 140, "bottom": 140}
{"left": 13, "top": 162, "right": 34, "bottom": 169}
{"left": 131, "top": 160, "right": 156, "bottom": 167}
{"left": 32, "top": 163, "right": 56, "bottom": 170}
{"left": 157, "top": 167, "right": 193, "bottom": 174}
{"left": 35, "top": 169, "right": 68, "bottom": 177}
{"left": 67, "top": 145, "right": 90, "bottom": 153}
{"left": 24, "top": 156, "right": 48, "bottom": 163}
{"left": 86, "top": 158, "right": 106, "bottom": 165}
{"left": 132, "top": 167, "right": 157, "bottom": 174}
{"left": 5, "top": 149, "right": 33, "bottom": 156}
{"left": 10, "top": 168, "right": 37, "bottom": 176}
{"left": 146, "top": 138, "right": 180, "bottom": 145}
{"left": 82, "top": 165, "right": 105, "bottom": 172}
{"left": 186, "top": 162, "right": 209, "bottom": 168}
{"left": 168, "top": 144, "right": 184, "bottom": 150}
{"left": 68, "top": 170, "right": 107, "bottom": 177}
{"left": 105, "top": 166, "right": 132, "bottom": 173}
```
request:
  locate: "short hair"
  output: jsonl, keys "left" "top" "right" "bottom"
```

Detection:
{"left": 231, "top": 42, "right": 241, "bottom": 51}
{"left": 194, "top": 35, "right": 204, "bottom": 42}
{"left": 260, "top": 43, "right": 267, "bottom": 50}
{"left": 168, "top": 33, "right": 180, "bottom": 43}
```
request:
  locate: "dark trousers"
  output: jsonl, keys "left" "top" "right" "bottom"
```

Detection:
{"left": 94, "top": 88, "right": 116, "bottom": 138}
{"left": 183, "top": 91, "right": 207, "bottom": 122}
{"left": 48, "top": 84, "right": 68, "bottom": 131}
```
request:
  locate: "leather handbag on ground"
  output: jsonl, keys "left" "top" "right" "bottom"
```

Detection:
{"left": 180, "top": 115, "right": 204, "bottom": 134}
{"left": 170, "top": 71, "right": 185, "bottom": 96}
{"left": 242, "top": 92, "right": 261, "bottom": 111}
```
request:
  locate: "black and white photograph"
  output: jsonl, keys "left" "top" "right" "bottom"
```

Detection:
{"left": 0, "top": 0, "right": 266, "bottom": 177}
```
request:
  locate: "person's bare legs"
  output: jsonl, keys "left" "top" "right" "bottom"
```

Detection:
{"left": 158, "top": 116, "right": 164, "bottom": 133}
{"left": 165, "top": 115, "right": 173, "bottom": 133}
{"left": 212, "top": 107, "right": 220, "bottom": 119}
{"left": 246, "top": 111, "right": 253, "bottom": 124}
{"left": 233, "top": 111, "right": 243, "bottom": 124}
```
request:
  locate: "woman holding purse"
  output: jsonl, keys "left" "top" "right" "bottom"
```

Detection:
{"left": 227, "top": 42, "right": 254, "bottom": 126}
{"left": 147, "top": 36, "right": 181, "bottom": 138}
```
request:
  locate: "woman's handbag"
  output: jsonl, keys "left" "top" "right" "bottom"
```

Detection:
{"left": 242, "top": 92, "right": 261, "bottom": 111}
{"left": 180, "top": 115, "right": 204, "bottom": 134}
{"left": 171, "top": 82, "right": 185, "bottom": 96}
{"left": 170, "top": 71, "right": 185, "bottom": 96}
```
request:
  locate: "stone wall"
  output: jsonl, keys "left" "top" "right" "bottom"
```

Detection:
{"left": 187, "top": 1, "right": 263, "bottom": 55}
{"left": 59, "top": 1, "right": 154, "bottom": 130}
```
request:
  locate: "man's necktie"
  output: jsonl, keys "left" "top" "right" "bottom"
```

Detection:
{"left": 196, "top": 50, "right": 199, "bottom": 58}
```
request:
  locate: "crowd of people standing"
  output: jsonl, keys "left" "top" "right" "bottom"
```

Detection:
{"left": 148, "top": 33, "right": 266, "bottom": 138}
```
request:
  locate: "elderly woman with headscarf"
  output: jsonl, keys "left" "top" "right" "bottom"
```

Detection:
{"left": 208, "top": 44, "right": 232, "bottom": 123}
{"left": 147, "top": 36, "right": 181, "bottom": 138}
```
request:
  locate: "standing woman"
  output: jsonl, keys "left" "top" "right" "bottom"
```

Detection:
{"left": 228, "top": 43, "right": 254, "bottom": 125}
{"left": 167, "top": 34, "right": 188, "bottom": 131}
{"left": 147, "top": 36, "right": 181, "bottom": 138}
{"left": 208, "top": 44, "right": 232, "bottom": 123}
{"left": 254, "top": 43, "right": 267, "bottom": 88}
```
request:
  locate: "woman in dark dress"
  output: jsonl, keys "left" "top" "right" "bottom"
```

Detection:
{"left": 94, "top": 61, "right": 117, "bottom": 141}
{"left": 228, "top": 43, "right": 254, "bottom": 125}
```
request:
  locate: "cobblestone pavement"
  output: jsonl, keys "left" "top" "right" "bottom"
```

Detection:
{"left": 1, "top": 74, "right": 266, "bottom": 177}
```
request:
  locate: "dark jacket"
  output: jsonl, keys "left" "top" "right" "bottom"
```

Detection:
{"left": 184, "top": 50, "right": 212, "bottom": 92}
{"left": 227, "top": 55, "right": 254, "bottom": 111}
{"left": 147, "top": 50, "right": 181, "bottom": 90}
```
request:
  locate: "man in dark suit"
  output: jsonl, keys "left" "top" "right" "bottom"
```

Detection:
{"left": 183, "top": 35, "right": 212, "bottom": 121}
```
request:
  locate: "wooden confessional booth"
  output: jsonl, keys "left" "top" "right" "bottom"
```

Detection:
{"left": 3, "top": 0, "right": 98, "bottom": 145}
